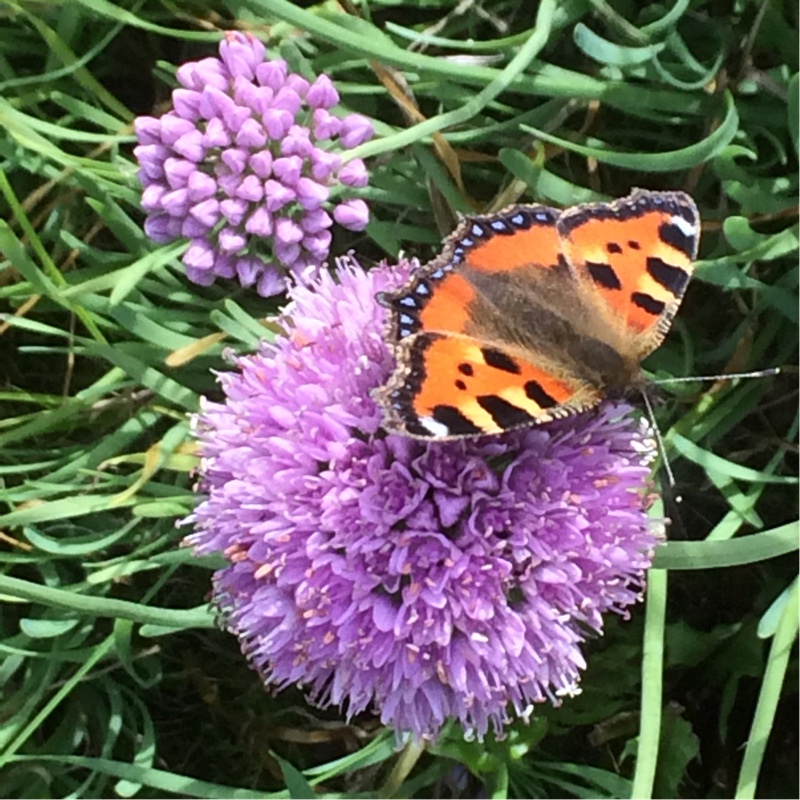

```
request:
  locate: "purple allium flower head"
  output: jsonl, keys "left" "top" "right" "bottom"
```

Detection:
{"left": 134, "top": 31, "right": 375, "bottom": 296}
{"left": 184, "top": 259, "right": 661, "bottom": 742}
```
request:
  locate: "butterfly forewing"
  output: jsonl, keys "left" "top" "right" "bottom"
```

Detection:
{"left": 557, "top": 190, "right": 700, "bottom": 358}
{"left": 379, "top": 204, "right": 564, "bottom": 343}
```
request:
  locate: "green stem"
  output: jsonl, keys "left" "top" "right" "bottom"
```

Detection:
{"left": 379, "top": 738, "right": 427, "bottom": 798}
{"left": 0, "top": 574, "right": 214, "bottom": 629}
{"left": 735, "top": 578, "right": 799, "bottom": 798}
{"left": 632, "top": 567, "right": 667, "bottom": 799}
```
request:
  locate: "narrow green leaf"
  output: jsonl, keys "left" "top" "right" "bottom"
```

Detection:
{"left": 0, "top": 575, "right": 216, "bottom": 630}
{"left": 788, "top": 73, "right": 798, "bottom": 157}
{"left": 653, "top": 524, "right": 799, "bottom": 570}
{"left": 735, "top": 579, "right": 799, "bottom": 798}
{"left": 3, "top": 755, "right": 272, "bottom": 799}
{"left": 757, "top": 577, "right": 798, "bottom": 639}
{"left": 670, "top": 432, "right": 797, "bottom": 485}
{"left": 574, "top": 23, "right": 665, "bottom": 66}
{"left": 19, "top": 618, "right": 81, "bottom": 638}
{"left": 521, "top": 92, "right": 738, "bottom": 171}
{"left": 272, "top": 753, "right": 315, "bottom": 799}
{"left": 632, "top": 567, "right": 667, "bottom": 799}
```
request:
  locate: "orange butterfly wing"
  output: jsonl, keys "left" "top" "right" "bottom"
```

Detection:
{"left": 377, "top": 190, "right": 700, "bottom": 439}
{"left": 557, "top": 190, "right": 700, "bottom": 357}
{"left": 377, "top": 205, "right": 601, "bottom": 437}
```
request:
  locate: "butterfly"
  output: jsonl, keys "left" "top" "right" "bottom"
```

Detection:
{"left": 375, "top": 188, "right": 700, "bottom": 439}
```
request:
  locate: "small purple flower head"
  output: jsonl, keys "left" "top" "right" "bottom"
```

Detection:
{"left": 184, "top": 260, "right": 661, "bottom": 742}
{"left": 134, "top": 32, "right": 375, "bottom": 296}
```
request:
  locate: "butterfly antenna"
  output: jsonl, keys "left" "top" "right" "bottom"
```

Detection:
{"left": 652, "top": 367, "right": 780, "bottom": 385}
{"left": 640, "top": 387, "right": 678, "bottom": 495}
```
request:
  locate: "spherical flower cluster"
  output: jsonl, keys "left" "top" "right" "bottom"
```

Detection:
{"left": 184, "top": 259, "right": 662, "bottom": 741}
{"left": 134, "top": 32, "right": 373, "bottom": 296}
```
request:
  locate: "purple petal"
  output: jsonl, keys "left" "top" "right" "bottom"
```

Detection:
{"left": 253, "top": 85, "right": 275, "bottom": 115}
{"left": 339, "top": 114, "right": 374, "bottom": 148}
{"left": 184, "top": 266, "right": 217, "bottom": 286}
{"left": 182, "top": 216, "right": 211, "bottom": 237}
{"left": 218, "top": 227, "right": 248, "bottom": 254}
{"left": 224, "top": 106, "right": 252, "bottom": 133}
{"left": 187, "top": 171, "right": 218, "bottom": 202}
{"left": 310, "top": 149, "right": 341, "bottom": 182}
{"left": 232, "top": 75, "right": 262, "bottom": 112}
{"left": 134, "top": 116, "right": 162, "bottom": 145}
{"left": 164, "top": 158, "right": 196, "bottom": 190}
{"left": 220, "top": 148, "right": 249, "bottom": 176}
{"left": 300, "top": 208, "right": 332, "bottom": 234}
{"left": 213, "top": 253, "right": 237, "bottom": 279}
{"left": 281, "top": 125, "right": 313, "bottom": 157}
{"left": 183, "top": 238, "right": 215, "bottom": 270}
{"left": 173, "top": 130, "right": 205, "bottom": 162}
{"left": 256, "top": 266, "right": 288, "bottom": 297}
{"left": 216, "top": 174, "right": 241, "bottom": 198}
{"left": 236, "top": 174, "right": 264, "bottom": 202}
{"left": 220, "top": 198, "right": 250, "bottom": 226}
{"left": 274, "top": 217, "right": 304, "bottom": 245}
{"left": 190, "top": 198, "right": 221, "bottom": 228}
{"left": 160, "top": 188, "right": 190, "bottom": 217}
{"left": 219, "top": 33, "right": 265, "bottom": 80}
{"left": 143, "top": 213, "right": 180, "bottom": 243}
{"left": 333, "top": 198, "right": 369, "bottom": 231}
{"left": 338, "top": 158, "right": 368, "bottom": 188}
{"left": 271, "top": 87, "right": 301, "bottom": 116}
{"left": 264, "top": 180, "right": 296, "bottom": 212}
{"left": 295, "top": 177, "right": 329, "bottom": 210}
{"left": 244, "top": 206, "right": 273, "bottom": 236}
{"left": 236, "top": 255, "right": 262, "bottom": 287}
{"left": 159, "top": 114, "right": 196, "bottom": 146}
{"left": 141, "top": 183, "right": 166, "bottom": 212}
{"left": 306, "top": 74, "right": 339, "bottom": 109}
{"left": 274, "top": 239, "right": 301, "bottom": 266}
{"left": 289, "top": 255, "right": 319, "bottom": 281}
{"left": 172, "top": 89, "right": 202, "bottom": 120}
{"left": 255, "top": 59, "right": 288, "bottom": 91}
{"left": 177, "top": 58, "right": 229, "bottom": 92}
{"left": 249, "top": 151, "right": 273, "bottom": 179}
{"left": 284, "top": 74, "right": 310, "bottom": 98}
{"left": 263, "top": 108, "right": 293, "bottom": 140}
{"left": 312, "top": 109, "right": 342, "bottom": 141}
{"left": 235, "top": 118, "right": 267, "bottom": 148}
{"left": 203, "top": 117, "right": 232, "bottom": 149}
{"left": 199, "top": 86, "right": 237, "bottom": 122}
{"left": 302, "top": 229, "right": 332, "bottom": 259}
{"left": 134, "top": 143, "right": 168, "bottom": 175}
{"left": 272, "top": 156, "right": 303, "bottom": 187}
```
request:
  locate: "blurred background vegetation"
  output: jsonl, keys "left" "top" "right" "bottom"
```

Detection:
{"left": 0, "top": 1, "right": 797, "bottom": 797}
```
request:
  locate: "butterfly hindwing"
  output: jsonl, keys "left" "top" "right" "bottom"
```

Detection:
{"left": 376, "top": 331, "right": 601, "bottom": 438}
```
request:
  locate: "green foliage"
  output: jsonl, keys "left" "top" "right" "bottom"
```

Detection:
{"left": 0, "top": 0, "right": 797, "bottom": 797}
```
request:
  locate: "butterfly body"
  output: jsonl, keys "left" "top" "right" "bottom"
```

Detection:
{"left": 376, "top": 189, "right": 700, "bottom": 439}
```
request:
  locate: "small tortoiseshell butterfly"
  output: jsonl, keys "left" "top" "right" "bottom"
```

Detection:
{"left": 376, "top": 188, "right": 700, "bottom": 438}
